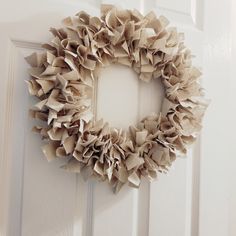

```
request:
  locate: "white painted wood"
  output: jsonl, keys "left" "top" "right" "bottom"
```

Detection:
{"left": 229, "top": 3, "right": 236, "bottom": 236}
{"left": 199, "top": 0, "right": 236, "bottom": 235}
{"left": 154, "top": 0, "right": 191, "bottom": 15}
{"left": 0, "top": 1, "right": 235, "bottom": 236}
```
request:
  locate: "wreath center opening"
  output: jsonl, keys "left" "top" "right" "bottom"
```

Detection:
{"left": 96, "top": 64, "right": 139, "bottom": 130}
{"left": 96, "top": 63, "right": 165, "bottom": 130}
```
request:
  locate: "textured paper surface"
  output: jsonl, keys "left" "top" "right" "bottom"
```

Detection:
{"left": 26, "top": 4, "right": 207, "bottom": 193}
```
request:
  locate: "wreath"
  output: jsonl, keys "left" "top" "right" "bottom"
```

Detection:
{"left": 26, "top": 5, "right": 207, "bottom": 192}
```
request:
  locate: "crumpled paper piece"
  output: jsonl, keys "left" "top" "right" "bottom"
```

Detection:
{"left": 26, "top": 4, "right": 207, "bottom": 193}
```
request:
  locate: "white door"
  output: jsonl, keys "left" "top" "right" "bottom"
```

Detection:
{"left": 0, "top": 0, "right": 235, "bottom": 236}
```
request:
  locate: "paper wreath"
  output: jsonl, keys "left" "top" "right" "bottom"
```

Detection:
{"left": 26, "top": 4, "right": 207, "bottom": 192}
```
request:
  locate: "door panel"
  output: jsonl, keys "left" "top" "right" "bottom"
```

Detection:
{"left": 0, "top": 1, "right": 201, "bottom": 236}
